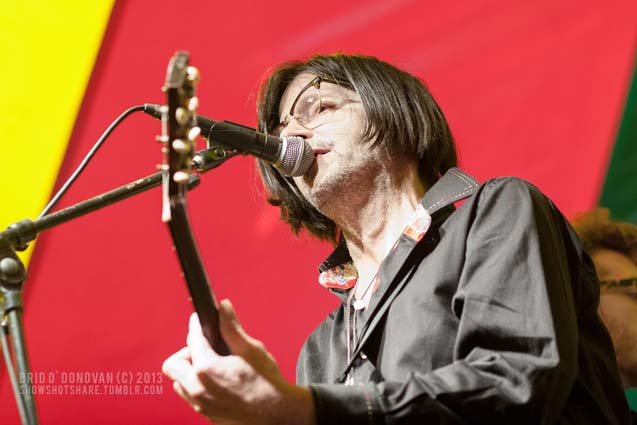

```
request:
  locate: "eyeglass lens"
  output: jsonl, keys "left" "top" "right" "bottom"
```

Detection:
{"left": 292, "top": 85, "right": 321, "bottom": 125}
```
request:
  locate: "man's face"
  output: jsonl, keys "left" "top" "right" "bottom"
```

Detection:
{"left": 277, "top": 73, "right": 387, "bottom": 214}
{"left": 591, "top": 247, "right": 637, "bottom": 387}
{"left": 591, "top": 248, "right": 637, "bottom": 281}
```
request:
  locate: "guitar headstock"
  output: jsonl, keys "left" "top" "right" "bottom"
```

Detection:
{"left": 160, "top": 51, "right": 201, "bottom": 222}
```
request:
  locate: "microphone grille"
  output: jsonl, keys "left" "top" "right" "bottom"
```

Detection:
{"left": 277, "top": 137, "right": 314, "bottom": 177}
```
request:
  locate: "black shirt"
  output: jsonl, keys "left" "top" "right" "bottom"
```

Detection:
{"left": 297, "top": 169, "right": 630, "bottom": 425}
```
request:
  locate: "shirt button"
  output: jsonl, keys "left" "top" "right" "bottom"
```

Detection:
{"left": 360, "top": 352, "right": 368, "bottom": 360}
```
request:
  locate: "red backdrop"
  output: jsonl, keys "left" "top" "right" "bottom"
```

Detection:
{"left": 1, "top": 1, "right": 636, "bottom": 423}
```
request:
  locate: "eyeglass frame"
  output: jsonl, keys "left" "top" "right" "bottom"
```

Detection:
{"left": 275, "top": 75, "right": 353, "bottom": 134}
{"left": 600, "top": 277, "right": 637, "bottom": 291}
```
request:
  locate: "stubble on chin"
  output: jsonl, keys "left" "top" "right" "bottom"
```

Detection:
{"left": 294, "top": 170, "right": 343, "bottom": 218}
{"left": 295, "top": 148, "right": 387, "bottom": 220}
{"left": 297, "top": 168, "right": 366, "bottom": 221}
{"left": 295, "top": 178, "right": 331, "bottom": 215}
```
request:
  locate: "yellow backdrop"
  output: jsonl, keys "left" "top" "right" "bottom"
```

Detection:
{"left": 0, "top": 1, "right": 113, "bottom": 263}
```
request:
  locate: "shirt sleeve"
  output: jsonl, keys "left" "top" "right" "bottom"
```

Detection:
{"left": 309, "top": 178, "right": 584, "bottom": 424}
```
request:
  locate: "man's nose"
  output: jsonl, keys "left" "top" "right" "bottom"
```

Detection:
{"left": 280, "top": 117, "right": 313, "bottom": 140}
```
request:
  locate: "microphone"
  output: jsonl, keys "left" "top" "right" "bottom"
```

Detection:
{"left": 143, "top": 103, "right": 314, "bottom": 177}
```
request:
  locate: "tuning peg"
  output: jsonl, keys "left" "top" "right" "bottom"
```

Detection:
{"left": 176, "top": 107, "right": 190, "bottom": 125}
{"left": 186, "top": 66, "right": 200, "bottom": 83}
{"left": 172, "top": 139, "right": 190, "bottom": 154}
{"left": 188, "top": 127, "right": 201, "bottom": 141}
{"left": 173, "top": 171, "right": 190, "bottom": 184}
{"left": 189, "top": 97, "right": 199, "bottom": 112}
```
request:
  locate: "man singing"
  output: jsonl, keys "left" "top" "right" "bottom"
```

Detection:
{"left": 162, "top": 54, "right": 630, "bottom": 424}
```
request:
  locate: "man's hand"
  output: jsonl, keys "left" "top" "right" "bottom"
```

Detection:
{"left": 162, "top": 299, "right": 316, "bottom": 425}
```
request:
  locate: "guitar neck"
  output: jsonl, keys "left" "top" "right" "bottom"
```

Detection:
{"left": 167, "top": 200, "right": 230, "bottom": 355}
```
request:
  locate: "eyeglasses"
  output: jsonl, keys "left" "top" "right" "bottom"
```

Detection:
{"left": 600, "top": 277, "right": 637, "bottom": 292}
{"left": 274, "top": 75, "right": 351, "bottom": 135}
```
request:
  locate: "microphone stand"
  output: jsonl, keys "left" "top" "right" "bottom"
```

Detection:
{"left": 0, "top": 147, "right": 232, "bottom": 425}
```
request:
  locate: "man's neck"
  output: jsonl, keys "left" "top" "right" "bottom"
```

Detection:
{"left": 335, "top": 165, "right": 426, "bottom": 288}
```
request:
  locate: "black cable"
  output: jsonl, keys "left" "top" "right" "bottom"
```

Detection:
{"left": 37, "top": 105, "right": 146, "bottom": 219}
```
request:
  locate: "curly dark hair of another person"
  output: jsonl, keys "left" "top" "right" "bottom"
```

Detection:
{"left": 256, "top": 53, "right": 458, "bottom": 244}
{"left": 571, "top": 208, "right": 637, "bottom": 256}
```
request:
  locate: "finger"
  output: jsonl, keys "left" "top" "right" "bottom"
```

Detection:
{"left": 187, "top": 313, "right": 219, "bottom": 368}
{"left": 187, "top": 313, "right": 234, "bottom": 398}
{"left": 218, "top": 299, "right": 250, "bottom": 348}
{"left": 173, "top": 381, "right": 205, "bottom": 413}
{"left": 162, "top": 346, "right": 210, "bottom": 399}
{"left": 173, "top": 380, "right": 192, "bottom": 402}
{"left": 162, "top": 347, "right": 192, "bottom": 382}
{"left": 174, "top": 379, "right": 220, "bottom": 420}
{"left": 219, "top": 299, "right": 273, "bottom": 366}
{"left": 187, "top": 312, "right": 216, "bottom": 353}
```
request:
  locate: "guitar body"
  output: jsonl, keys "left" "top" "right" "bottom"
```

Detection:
{"left": 161, "top": 51, "right": 229, "bottom": 355}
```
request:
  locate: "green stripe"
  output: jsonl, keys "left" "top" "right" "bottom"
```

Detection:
{"left": 599, "top": 53, "right": 637, "bottom": 223}
{"left": 627, "top": 388, "right": 637, "bottom": 412}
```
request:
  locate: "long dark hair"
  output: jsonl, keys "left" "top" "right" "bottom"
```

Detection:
{"left": 256, "top": 53, "right": 457, "bottom": 244}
